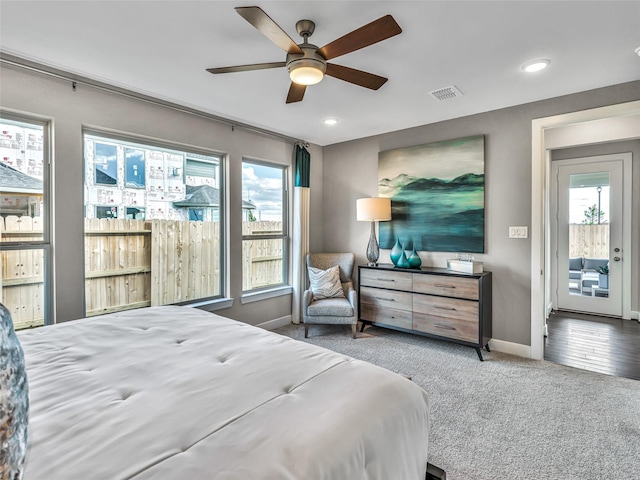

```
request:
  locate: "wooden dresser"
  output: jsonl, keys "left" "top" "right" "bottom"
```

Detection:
{"left": 358, "top": 264, "right": 492, "bottom": 360}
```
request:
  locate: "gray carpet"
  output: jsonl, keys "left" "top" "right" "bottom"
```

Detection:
{"left": 274, "top": 323, "right": 640, "bottom": 480}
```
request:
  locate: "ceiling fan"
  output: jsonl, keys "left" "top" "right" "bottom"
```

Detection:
{"left": 206, "top": 6, "right": 402, "bottom": 104}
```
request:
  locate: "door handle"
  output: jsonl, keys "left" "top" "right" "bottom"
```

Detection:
{"left": 613, "top": 256, "right": 621, "bottom": 261}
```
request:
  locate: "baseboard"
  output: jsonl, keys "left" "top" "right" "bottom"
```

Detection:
{"left": 631, "top": 311, "right": 640, "bottom": 321}
{"left": 488, "top": 338, "right": 532, "bottom": 359}
{"left": 256, "top": 315, "right": 291, "bottom": 330}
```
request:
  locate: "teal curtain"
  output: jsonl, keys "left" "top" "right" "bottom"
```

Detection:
{"left": 294, "top": 145, "right": 310, "bottom": 188}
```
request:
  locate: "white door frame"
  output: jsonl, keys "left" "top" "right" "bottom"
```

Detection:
{"left": 551, "top": 154, "right": 629, "bottom": 316}
{"left": 530, "top": 100, "right": 640, "bottom": 360}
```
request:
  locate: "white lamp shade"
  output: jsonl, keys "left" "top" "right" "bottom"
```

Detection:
{"left": 357, "top": 197, "right": 392, "bottom": 221}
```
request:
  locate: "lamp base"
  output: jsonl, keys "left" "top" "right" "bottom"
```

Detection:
{"left": 366, "top": 221, "right": 380, "bottom": 267}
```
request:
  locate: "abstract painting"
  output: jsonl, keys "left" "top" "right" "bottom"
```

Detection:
{"left": 378, "top": 135, "right": 485, "bottom": 253}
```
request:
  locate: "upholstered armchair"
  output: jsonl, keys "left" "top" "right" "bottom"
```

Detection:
{"left": 303, "top": 253, "right": 358, "bottom": 339}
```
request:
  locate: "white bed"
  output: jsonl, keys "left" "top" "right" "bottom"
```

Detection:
{"left": 18, "top": 306, "right": 429, "bottom": 479}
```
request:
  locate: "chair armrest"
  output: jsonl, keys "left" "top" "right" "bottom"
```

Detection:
{"left": 347, "top": 288, "right": 358, "bottom": 320}
{"left": 303, "top": 290, "right": 313, "bottom": 309}
{"left": 347, "top": 288, "right": 357, "bottom": 307}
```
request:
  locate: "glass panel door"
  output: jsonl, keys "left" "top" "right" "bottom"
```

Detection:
{"left": 554, "top": 159, "right": 622, "bottom": 316}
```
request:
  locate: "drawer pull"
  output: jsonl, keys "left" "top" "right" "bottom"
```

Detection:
{"left": 433, "top": 323, "right": 456, "bottom": 330}
{"left": 435, "top": 306, "right": 456, "bottom": 311}
{"left": 378, "top": 297, "right": 395, "bottom": 302}
{"left": 377, "top": 278, "right": 396, "bottom": 282}
{"left": 434, "top": 283, "right": 456, "bottom": 289}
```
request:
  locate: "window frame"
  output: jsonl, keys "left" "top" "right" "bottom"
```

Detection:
{"left": 241, "top": 158, "right": 289, "bottom": 294}
{"left": 83, "top": 129, "right": 227, "bottom": 310}
{"left": 0, "top": 111, "right": 53, "bottom": 326}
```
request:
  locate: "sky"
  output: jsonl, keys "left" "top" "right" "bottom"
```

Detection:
{"left": 570, "top": 185, "right": 610, "bottom": 224}
{"left": 242, "top": 163, "right": 283, "bottom": 221}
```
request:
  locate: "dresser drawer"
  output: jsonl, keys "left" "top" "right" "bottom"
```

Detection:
{"left": 413, "top": 312, "right": 479, "bottom": 343}
{"left": 413, "top": 294, "right": 478, "bottom": 322}
{"left": 360, "top": 268, "right": 413, "bottom": 291}
{"left": 361, "top": 286, "right": 412, "bottom": 312}
{"left": 360, "top": 303, "right": 413, "bottom": 330}
{"left": 412, "top": 274, "right": 479, "bottom": 300}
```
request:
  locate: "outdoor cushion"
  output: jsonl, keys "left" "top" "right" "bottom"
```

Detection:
{"left": 569, "top": 257, "right": 583, "bottom": 271}
{"left": 583, "top": 258, "right": 608, "bottom": 272}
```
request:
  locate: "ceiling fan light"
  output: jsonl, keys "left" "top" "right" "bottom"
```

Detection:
{"left": 288, "top": 57, "right": 326, "bottom": 85}
{"left": 290, "top": 66, "right": 324, "bottom": 85}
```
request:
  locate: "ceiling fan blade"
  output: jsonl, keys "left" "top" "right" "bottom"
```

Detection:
{"left": 235, "top": 6, "right": 303, "bottom": 55}
{"left": 318, "top": 15, "right": 402, "bottom": 60}
{"left": 286, "top": 83, "right": 306, "bottom": 103}
{"left": 207, "top": 62, "right": 286, "bottom": 74}
{"left": 325, "top": 63, "right": 388, "bottom": 90}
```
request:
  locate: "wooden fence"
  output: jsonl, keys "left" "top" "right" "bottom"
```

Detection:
{"left": 569, "top": 224, "right": 609, "bottom": 258}
{"left": 242, "top": 221, "right": 283, "bottom": 291}
{"left": 0, "top": 216, "right": 45, "bottom": 329}
{"left": 2, "top": 216, "right": 282, "bottom": 329}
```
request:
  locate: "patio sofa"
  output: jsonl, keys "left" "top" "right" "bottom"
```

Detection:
{"left": 569, "top": 257, "right": 609, "bottom": 294}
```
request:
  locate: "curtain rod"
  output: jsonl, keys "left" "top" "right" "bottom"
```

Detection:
{"left": 0, "top": 52, "right": 306, "bottom": 146}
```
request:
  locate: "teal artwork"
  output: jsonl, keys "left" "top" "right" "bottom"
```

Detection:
{"left": 378, "top": 135, "right": 485, "bottom": 253}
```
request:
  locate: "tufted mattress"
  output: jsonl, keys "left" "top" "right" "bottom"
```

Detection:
{"left": 18, "top": 305, "right": 429, "bottom": 479}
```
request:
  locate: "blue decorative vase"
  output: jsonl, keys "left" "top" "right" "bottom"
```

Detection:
{"left": 408, "top": 247, "right": 422, "bottom": 268}
{"left": 396, "top": 248, "right": 410, "bottom": 268}
{"left": 390, "top": 237, "right": 403, "bottom": 266}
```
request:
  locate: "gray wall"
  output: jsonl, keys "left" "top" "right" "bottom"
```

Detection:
{"left": 0, "top": 64, "right": 324, "bottom": 325}
{"left": 322, "top": 81, "right": 640, "bottom": 347}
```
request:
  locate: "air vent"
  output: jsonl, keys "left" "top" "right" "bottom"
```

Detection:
{"left": 429, "top": 85, "right": 463, "bottom": 101}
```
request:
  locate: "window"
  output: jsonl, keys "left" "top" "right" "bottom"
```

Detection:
{"left": 0, "top": 115, "right": 51, "bottom": 329}
{"left": 241, "top": 159, "right": 288, "bottom": 292}
{"left": 126, "top": 207, "right": 145, "bottom": 220}
{"left": 96, "top": 206, "right": 118, "bottom": 219}
{"left": 125, "top": 148, "right": 145, "bottom": 188}
{"left": 84, "top": 131, "right": 224, "bottom": 316}
{"left": 94, "top": 142, "right": 118, "bottom": 185}
{"left": 189, "top": 208, "right": 205, "bottom": 221}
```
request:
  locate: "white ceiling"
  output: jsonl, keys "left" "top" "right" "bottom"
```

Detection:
{"left": 1, "top": 1, "right": 639, "bottom": 146}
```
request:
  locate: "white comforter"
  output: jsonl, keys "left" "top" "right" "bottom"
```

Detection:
{"left": 18, "top": 306, "right": 429, "bottom": 479}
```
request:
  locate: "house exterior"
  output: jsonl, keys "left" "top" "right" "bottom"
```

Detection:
{"left": 0, "top": 124, "right": 44, "bottom": 218}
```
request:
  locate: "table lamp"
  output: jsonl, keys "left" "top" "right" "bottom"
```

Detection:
{"left": 357, "top": 197, "right": 392, "bottom": 266}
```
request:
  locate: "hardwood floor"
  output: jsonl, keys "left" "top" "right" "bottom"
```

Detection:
{"left": 544, "top": 310, "right": 640, "bottom": 381}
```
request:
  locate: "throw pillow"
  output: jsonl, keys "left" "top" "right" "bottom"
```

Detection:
{"left": 308, "top": 265, "right": 345, "bottom": 300}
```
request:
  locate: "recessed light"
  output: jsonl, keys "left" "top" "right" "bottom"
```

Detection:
{"left": 323, "top": 118, "right": 339, "bottom": 126}
{"left": 522, "top": 59, "right": 550, "bottom": 73}
{"left": 635, "top": 46, "right": 640, "bottom": 57}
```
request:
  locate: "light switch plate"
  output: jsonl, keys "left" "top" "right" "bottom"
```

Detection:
{"left": 509, "top": 226, "right": 528, "bottom": 238}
